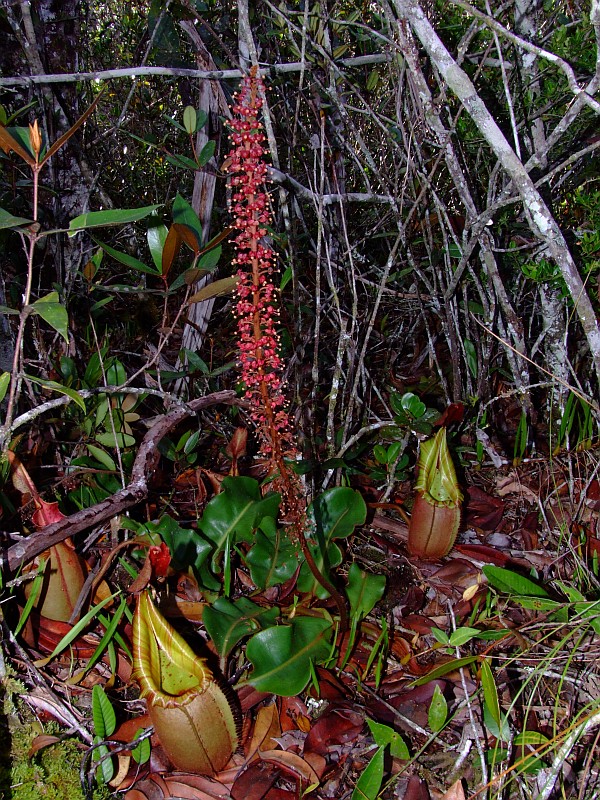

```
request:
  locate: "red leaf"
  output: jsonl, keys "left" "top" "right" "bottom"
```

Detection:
{"left": 464, "top": 486, "right": 504, "bottom": 531}
{"left": 304, "top": 703, "right": 364, "bottom": 756}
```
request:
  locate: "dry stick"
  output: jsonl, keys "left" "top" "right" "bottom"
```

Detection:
{"left": 473, "top": 318, "right": 600, "bottom": 413}
{"left": 2, "top": 390, "right": 239, "bottom": 573}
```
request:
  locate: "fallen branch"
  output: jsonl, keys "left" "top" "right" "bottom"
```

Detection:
{"left": 1, "top": 390, "right": 239, "bottom": 573}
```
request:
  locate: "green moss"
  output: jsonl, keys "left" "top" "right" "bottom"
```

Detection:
{"left": 1, "top": 671, "right": 111, "bottom": 800}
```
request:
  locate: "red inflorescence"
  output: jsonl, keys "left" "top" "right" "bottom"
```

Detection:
{"left": 225, "top": 72, "right": 292, "bottom": 461}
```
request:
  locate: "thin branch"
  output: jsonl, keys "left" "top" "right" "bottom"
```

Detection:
{"left": 1, "top": 391, "right": 239, "bottom": 572}
{"left": 0, "top": 53, "right": 393, "bottom": 87}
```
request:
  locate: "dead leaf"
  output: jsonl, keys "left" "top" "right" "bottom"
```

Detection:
{"left": 246, "top": 704, "right": 282, "bottom": 761}
{"left": 304, "top": 704, "right": 364, "bottom": 756}
{"left": 440, "top": 779, "right": 466, "bottom": 800}
{"left": 28, "top": 734, "right": 61, "bottom": 756}
{"left": 258, "top": 750, "right": 319, "bottom": 786}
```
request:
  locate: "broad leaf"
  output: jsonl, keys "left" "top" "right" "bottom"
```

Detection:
{"left": 147, "top": 223, "right": 168, "bottom": 272}
{"left": 31, "top": 292, "right": 69, "bottom": 343}
{"left": 245, "top": 517, "right": 299, "bottom": 589}
{"left": 246, "top": 616, "right": 333, "bottom": 696}
{"left": 298, "top": 487, "right": 367, "bottom": 598}
{"left": 203, "top": 597, "right": 279, "bottom": 658}
{"left": 68, "top": 205, "right": 160, "bottom": 236}
{"left": 172, "top": 193, "right": 203, "bottom": 251}
{"left": 346, "top": 563, "right": 386, "bottom": 621}
{"left": 0, "top": 207, "right": 33, "bottom": 229}
{"left": 199, "top": 477, "right": 280, "bottom": 571}
{"left": 366, "top": 719, "right": 409, "bottom": 759}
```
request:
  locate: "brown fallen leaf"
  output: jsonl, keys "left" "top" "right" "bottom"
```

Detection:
{"left": 258, "top": 749, "right": 319, "bottom": 787}
{"left": 28, "top": 734, "right": 61, "bottom": 756}
{"left": 440, "top": 779, "right": 466, "bottom": 800}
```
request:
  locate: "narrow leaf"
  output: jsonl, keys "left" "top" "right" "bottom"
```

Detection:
{"left": 93, "top": 237, "right": 159, "bottom": 275}
{"left": 25, "top": 375, "right": 86, "bottom": 412}
{"left": 351, "top": 746, "right": 384, "bottom": 800}
{"left": 68, "top": 205, "right": 161, "bottom": 236}
{"left": 480, "top": 658, "right": 501, "bottom": 727}
{"left": 483, "top": 566, "right": 549, "bottom": 598}
{"left": 188, "top": 275, "right": 238, "bottom": 303}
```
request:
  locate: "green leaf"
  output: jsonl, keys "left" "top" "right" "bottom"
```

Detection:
{"left": 68, "top": 205, "right": 161, "bottom": 236}
{"left": 401, "top": 392, "right": 426, "bottom": 419}
{"left": 86, "top": 444, "right": 117, "bottom": 471}
{"left": 31, "top": 291, "right": 69, "bottom": 342}
{"left": 298, "top": 487, "right": 367, "bottom": 598}
{"left": 245, "top": 517, "right": 299, "bottom": 589}
{"left": 14, "top": 558, "right": 47, "bottom": 637}
{"left": 428, "top": 684, "right": 448, "bottom": 732}
{"left": 92, "top": 684, "right": 116, "bottom": 739}
{"left": 480, "top": 659, "right": 501, "bottom": 727}
{"left": 197, "top": 139, "right": 216, "bottom": 166}
{"left": 147, "top": 223, "right": 168, "bottom": 272}
{"left": 464, "top": 338, "right": 478, "bottom": 379}
{"left": 0, "top": 371, "right": 10, "bottom": 404}
{"left": 25, "top": 375, "right": 86, "bottom": 412}
{"left": 95, "top": 431, "right": 136, "bottom": 448}
{"left": 351, "top": 745, "right": 384, "bottom": 800}
{"left": 430, "top": 627, "right": 449, "bottom": 646}
{"left": 483, "top": 566, "right": 550, "bottom": 598}
{"left": 93, "top": 237, "right": 159, "bottom": 275}
{"left": 172, "top": 193, "right": 203, "bottom": 250}
{"left": 346, "top": 563, "right": 386, "bottom": 622}
{"left": 147, "top": 515, "right": 218, "bottom": 591}
{"left": 94, "top": 740, "right": 114, "bottom": 784}
{"left": 203, "top": 597, "right": 279, "bottom": 658}
{"left": 366, "top": 719, "right": 409, "bottom": 759}
{"left": 131, "top": 729, "right": 152, "bottom": 765}
{"left": 448, "top": 626, "right": 481, "bottom": 647}
{"left": 373, "top": 444, "right": 388, "bottom": 464}
{"left": 484, "top": 704, "right": 510, "bottom": 741}
{"left": 0, "top": 207, "right": 33, "bottom": 229}
{"left": 183, "top": 105, "right": 197, "bottom": 135}
{"left": 199, "top": 476, "right": 280, "bottom": 570}
{"left": 246, "top": 616, "right": 333, "bottom": 696}
{"left": 197, "top": 244, "right": 222, "bottom": 271}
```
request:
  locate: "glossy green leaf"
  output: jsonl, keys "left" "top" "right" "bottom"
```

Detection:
{"left": 197, "top": 139, "right": 216, "bottom": 166}
{"left": 94, "top": 739, "right": 114, "bottom": 784}
{"left": 0, "top": 207, "right": 33, "bottom": 229}
{"left": 93, "top": 237, "right": 159, "bottom": 275}
{"left": 351, "top": 746, "right": 384, "bottom": 800}
{"left": 346, "top": 563, "right": 386, "bottom": 621}
{"left": 197, "top": 244, "right": 222, "bottom": 271}
{"left": 203, "top": 597, "right": 279, "bottom": 658}
{"left": 245, "top": 517, "right": 299, "bottom": 589}
{"left": 401, "top": 392, "right": 426, "bottom": 419}
{"left": 86, "top": 444, "right": 117, "bottom": 472}
{"left": 298, "top": 487, "right": 367, "bottom": 598}
{"left": 31, "top": 291, "right": 69, "bottom": 342}
{"left": 147, "top": 223, "right": 168, "bottom": 272}
{"left": 92, "top": 684, "right": 116, "bottom": 739}
{"left": 25, "top": 375, "right": 86, "bottom": 412}
{"left": 172, "top": 193, "right": 203, "bottom": 251}
{"left": 68, "top": 205, "right": 160, "bottom": 236}
{"left": 245, "top": 616, "right": 333, "bottom": 696}
{"left": 483, "top": 566, "right": 549, "bottom": 598}
{"left": 366, "top": 719, "right": 409, "bottom": 759}
{"left": 199, "top": 476, "right": 280, "bottom": 570}
{"left": 428, "top": 684, "right": 447, "bottom": 732}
